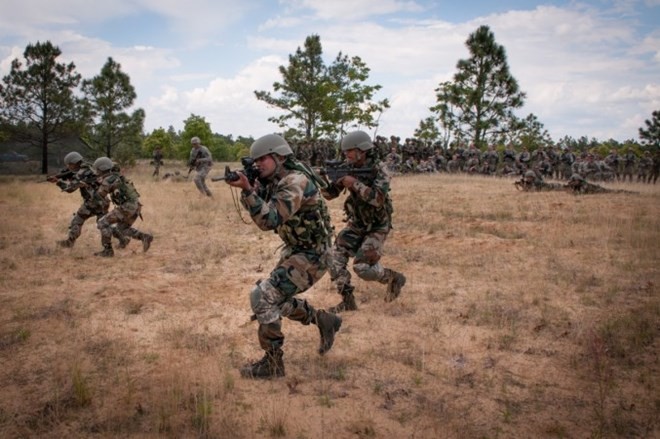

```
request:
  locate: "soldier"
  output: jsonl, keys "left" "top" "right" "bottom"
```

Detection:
{"left": 321, "top": 130, "right": 406, "bottom": 313}
{"left": 189, "top": 137, "right": 213, "bottom": 197}
{"left": 224, "top": 134, "right": 341, "bottom": 379}
{"left": 49, "top": 152, "right": 127, "bottom": 249}
{"left": 649, "top": 151, "right": 660, "bottom": 184}
{"left": 565, "top": 173, "right": 635, "bottom": 194}
{"left": 481, "top": 145, "right": 499, "bottom": 175}
{"left": 152, "top": 146, "right": 163, "bottom": 177}
{"left": 604, "top": 149, "right": 621, "bottom": 181}
{"left": 559, "top": 147, "right": 576, "bottom": 180}
{"left": 622, "top": 149, "right": 637, "bottom": 182}
{"left": 515, "top": 170, "right": 563, "bottom": 192}
{"left": 637, "top": 151, "right": 653, "bottom": 183}
{"left": 92, "top": 157, "right": 153, "bottom": 257}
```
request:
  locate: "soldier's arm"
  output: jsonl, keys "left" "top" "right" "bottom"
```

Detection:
{"left": 241, "top": 174, "right": 306, "bottom": 231}
{"left": 347, "top": 163, "right": 390, "bottom": 208}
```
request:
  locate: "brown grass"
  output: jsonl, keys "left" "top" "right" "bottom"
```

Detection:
{"left": 0, "top": 164, "right": 658, "bottom": 438}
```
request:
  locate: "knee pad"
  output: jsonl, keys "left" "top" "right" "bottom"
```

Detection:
{"left": 353, "top": 262, "right": 384, "bottom": 281}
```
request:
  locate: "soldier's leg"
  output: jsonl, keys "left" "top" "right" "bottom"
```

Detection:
{"left": 59, "top": 205, "right": 93, "bottom": 248}
{"left": 194, "top": 166, "right": 212, "bottom": 197}
{"left": 353, "top": 232, "right": 406, "bottom": 302}
{"left": 329, "top": 228, "right": 361, "bottom": 312}
{"left": 96, "top": 210, "right": 122, "bottom": 257}
{"left": 120, "top": 208, "right": 153, "bottom": 252}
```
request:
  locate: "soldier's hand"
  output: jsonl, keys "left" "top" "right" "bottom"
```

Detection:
{"left": 226, "top": 171, "right": 252, "bottom": 191}
{"left": 337, "top": 175, "right": 357, "bottom": 190}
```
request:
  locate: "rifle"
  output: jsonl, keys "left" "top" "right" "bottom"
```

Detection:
{"left": 319, "top": 159, "right": 376, "bottom": 184}
{"left": 187, "top": 149, "right": 203, "bottom": 177}
{"left": 211, "top": 157, "right": 260, "bottom": 185}
{"left": 45, "top": 168, "right": 75, "bottom": 183}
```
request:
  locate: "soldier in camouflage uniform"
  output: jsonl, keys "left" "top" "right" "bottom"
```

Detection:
{"left": 565, "top": 173, "right": 635, "bottom": 195}
{"left": 189, "top": 137, "right": 213, "bottom": 197}
{"left": 622, "top": 149, "right": 637, "bottom": 182}
{"left": 225, "top": 134, "right": 342, "bottom": 379}
{"left": 637, "top": 151, "right": 653, "bottom": 183}
{"left": 321, "top": 130, "right": 406, "bottom": 313}
{"left": 50, "top": 152, "right": 128, "bottom": 249}
{"left": 92, "top": 157, "right": 153, "bottom": 257}
{"left": 514, "top": 170, "right": 564, "bottom": 192}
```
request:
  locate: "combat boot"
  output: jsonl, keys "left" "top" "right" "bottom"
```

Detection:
{"left": 384, "top": 269, "right": 406, "bottom": 302}
{"left": 141, "top": 233, "right": 153, "bottom": 252}
{"left": 315, "top": 310, "right": 342, "bottom": 355}
{"left": 116, "top": 236, "right": 131, "bottom": 249}
{"left": 57, "top": 238, "right": 75, "bottom": 248}
{"left": 94, "top": 245, "right": 114, "bottom": 257}
{"left": 328, "top": 285, "right": 357, "bottom": 313}
{"left": 239, "top": 349, "right": 285, "bottom": 379}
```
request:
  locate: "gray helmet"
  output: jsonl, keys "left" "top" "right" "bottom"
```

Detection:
{"left": 569, "top": 173, "right": 585, "bottom": 182}
{"left": 191, "top": 136, "right": 201, "bottom": 145}
{"left": 63, "top": 151, "right": 83, "bottom": 165}
{"left": 93, "top": 157, "right": 114, "bottom": 172}
{"left": 250, "top": 134, "right": 293, "bottom": 159}
{"left": 341, "top": 130, "right": 373, "bottom": 151}
{"left": 524, "top": 170, "right": 536, "bottom": 180}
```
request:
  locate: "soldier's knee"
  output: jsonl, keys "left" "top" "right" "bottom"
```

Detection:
{"left": 353, "top": 262, "right": 383, "bottom": 281}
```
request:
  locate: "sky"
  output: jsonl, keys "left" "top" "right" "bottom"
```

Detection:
{"left": 0, "top": 0, "right": 659, "bottom": 143}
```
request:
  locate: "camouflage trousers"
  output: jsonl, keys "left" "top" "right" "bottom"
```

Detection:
{"left": 329, "top": 226, "right": 389, "bottom": 292}
{"left": 250, "top": 246, "right": 330, "bottom": 350}
{"left": 67, "top": 202, "right": 108, "bottom": 242}
{"left": 193, "top": 165, "right": 212, "bottom": 196}
{"left": 97, "top": 202, "right": 146, "bottom": 246}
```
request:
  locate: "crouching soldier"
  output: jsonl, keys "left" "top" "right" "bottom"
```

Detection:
{"left": 515, "top": 170, "right": 563, "bottom": 192}
{"left": 92, "top": 157, "right": 153, "bottom": 257}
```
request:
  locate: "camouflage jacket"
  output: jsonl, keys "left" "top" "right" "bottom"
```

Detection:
{"left": 189, "top": 146, "right": 213, "bottom": 170}
{"left": 516, "top": 178, "right": 564, "bottom": 192}
{"left": 567, "top": 181, "right": 611, "bottom": 194}
{"left": 96, "top": 171, "right": 141, "bottom": 209}
{"left": 241, "top": 167, "right": 332, "bottom": 252}
{"left": 57, "top": 162, "right": 109, "bottom": 213}
{"left": 321, "top": 158, "right": 393, "bottom": 233}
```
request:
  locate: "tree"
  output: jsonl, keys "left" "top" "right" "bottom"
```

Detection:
{"left": 414, "top": 117, "right": 441, "bottom": 147}
{"left": 143, "top": 127, "right": 176, "bottom": 159}
{"left": 0, "top": 41, "right": 82, "bottom": 174}
{"left": 432, "top": 25, "right": 525, "bottom": 148}
{"left": 255, "top": 34, "right": 387, "bottom": 142}
{"left": 81, "top": 57, "right": 144, "bottom": 161}
{"left": 179, "top": 114, "right": 213, "bottom": 159}
{"left": 504, "top": 113, "right": 553, "bottom": 150}
{"left": 639, "top": 110, "right": 660, "bottom": 147}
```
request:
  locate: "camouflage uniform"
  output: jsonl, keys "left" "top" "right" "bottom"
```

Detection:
{"left": 189, "top": 138, "right": 213, "bottom": 196}
{"left": 515, "top": 170, "right": 563, "bottom": 192}
{"left": 152, "top": 148, "right": 163, "bottom": 177}
{"left": 565, "top": 174, "right": 634, "bottom": 195}
{"left": 93, "top": 158, "right": 153, "bottom": 257}
{"left": 321, "top": 132, "right": 406, "bottom": 312}
{"left": 52, "top": 155, "right": 126, "bottom": 249}
{"left": 234, "top": 134, "right": 341, "bottom": 379}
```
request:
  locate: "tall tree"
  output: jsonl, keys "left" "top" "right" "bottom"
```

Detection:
{"left": 81, "top": 57, "right": 144, "bottom": 159}
{"left": 255, "top": 34, "right": 387, "bottom": 142}
{"left": 414, "top": 116, "right": 441, "bottom": 147}
{"left": 0, "top": 41, "right": 82, "bottom": 173}
{"left": 639, "top": 110, "right": 660, "bottom": 147}
{"left": 179, "top": 114, "right": 213, "bottom": 158}
{"left": 502, "top": 113, "right": 553, "bottom": 150}
{"left": 432, "top": 25, "right": 525, "bottom": 148}
{"left": 325, "top": 52, "right": 389, "bottom": 138}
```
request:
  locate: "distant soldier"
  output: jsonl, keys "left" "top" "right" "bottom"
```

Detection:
{"left": 637, "top": 151, "right": 653, "bottom": 183}
{"left": 649, "top": 151, "right": 660, "bottom": 184}
{"left": 152, "top": 146, "right": 163, "bottom": 177}
{"left": 604, "top": 149, "right": 621, "bottom": 181}
{"left": 518, "top": 147, "right": 531, "bottom": 171}
{"left": 49, "top": 151, "right": 127, "bottom": 249}
{"left": 559, "top": 147, "right": 576, "bottom": 180}
{"left": 189, "top": 137, "right": 213, "bottom": 197}
{"left": 92, "top": 157, "right": 153, "bottom": 257}
{"left": 481, "top": 145, "right": 499, "bottom": 175}
{"left": 514, "top": 170, "right": 563, "bottom": 192}
{"left": 622, "top": 150, "right": 637, "bottom": 182}
{"left": 565, "top": 174, "right": 635, "bottom": 195}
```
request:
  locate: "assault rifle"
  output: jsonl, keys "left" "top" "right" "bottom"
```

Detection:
{"left": 211, "top": 157, "right": 260, "bottom": 185}
{"left": 44, "top": 168, "right": 75, "bottom": 183}
{"left": 187, "top": 149, "right": 203, "bottom": 177}
{"left": 319, "top": 159, "right": 376, "bottom": 184}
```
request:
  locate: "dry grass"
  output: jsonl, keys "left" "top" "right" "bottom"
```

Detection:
{"left": 0, "top": 164, "right": 658, "bottom": 438}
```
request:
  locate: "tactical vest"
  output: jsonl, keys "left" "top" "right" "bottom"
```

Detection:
{"left": 108, "top": 173, "right": 140, "bottom": 205}
{"left": 277, "top": 200, "right": 332, "bottom": 250}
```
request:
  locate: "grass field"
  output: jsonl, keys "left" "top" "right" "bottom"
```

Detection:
{"left": 0, "top": 163, "right": 658, "bottom": 438}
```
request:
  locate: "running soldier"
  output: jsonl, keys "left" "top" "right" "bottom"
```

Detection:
{"left": 92, "top": 157, "right": 153, "bottom": 257}
{"left": 189, "top": 137, "right": 213, "bottom": 197}
{"left": 225, "top": 134, "right": 342, "bottom": 379}
{"left": 321, "top": 130, "right": 406, "bottom": 313}
{"left": 49, "top": 152, "right": 127, "bottom": 249}
{"left": 152, "top": 146, "right": 163, "bottom": 177}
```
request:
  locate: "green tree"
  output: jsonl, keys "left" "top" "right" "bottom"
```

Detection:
{"left": 143, "top": 127, "right": 176, "bottom": 159}
{"left": 81, "top": 57, "right": 144, "bottom": 161}
{"left": 326, "top": 52, "right": 389, "bottom": 138}
{"left": 255, "top": 34, "right": 387, "bottom": 142}
{"left": 639, "top": 110, "right": 660, "bottom": 147}
{"left": 432, "top": 25, "right": 525, "bottom": 148}
{"left": 414, "top": 116, "right": 441, "bottom": 147}
{"left": 0, "top": 41, "right": 82, "bottom": 174}
{"left": 179, "top": 114, "right": 213, "bottom": 159}
{"left": 506, "top": 113, "right": 553, "bottom": 150}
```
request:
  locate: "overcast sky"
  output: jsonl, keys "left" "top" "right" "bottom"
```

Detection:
{"left": 1, "top": 0, "right": 658, "bottom": 142}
